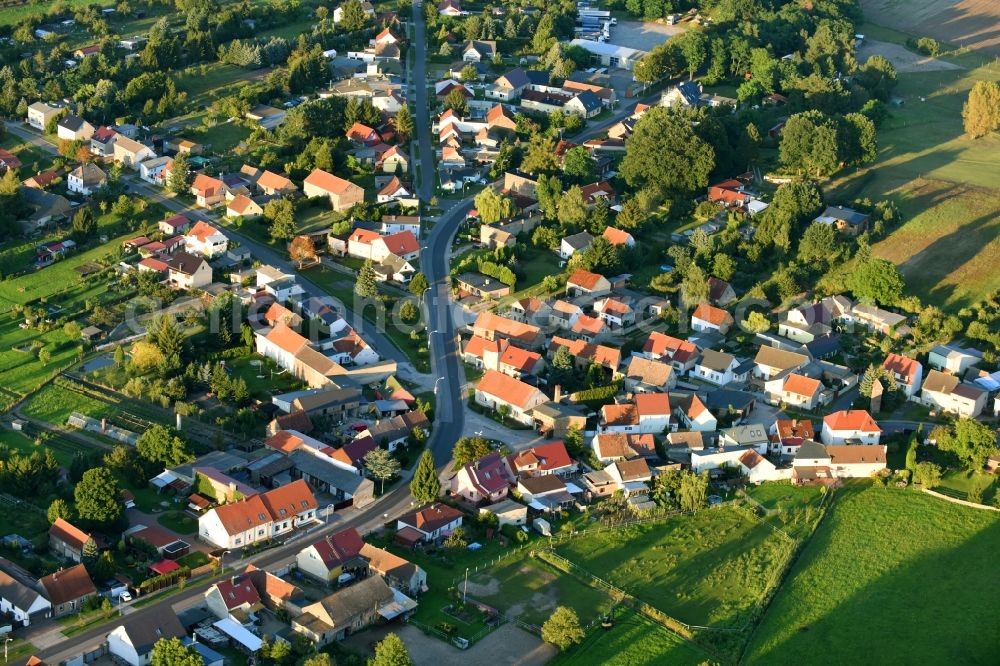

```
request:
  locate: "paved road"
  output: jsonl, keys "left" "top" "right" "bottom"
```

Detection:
{"left": 410, "top": 0, "right": 434, "bottom": 201}
{"left": 22, "top": 482, "right": 419, "bottom": 664}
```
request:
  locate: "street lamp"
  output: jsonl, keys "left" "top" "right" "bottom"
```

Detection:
{"left": 433, "top": 377, "right": 444, "bottom": 395}
{"left": 220, "top": 549, "right": 231, "bottom": 573}
{"left": 4, "top": 637, "right": 12, "bottom": 663}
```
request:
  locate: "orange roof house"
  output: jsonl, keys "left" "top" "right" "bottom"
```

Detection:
{"left": 303, "top": 169, "right": 365, "bottom": 212}
{"left": 692, "top": 303, "right": 734, "bottom": 332}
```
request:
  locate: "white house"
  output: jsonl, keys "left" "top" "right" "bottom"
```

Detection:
{"left": 560, "top": 231, "right": 593, "bottom": 259}
{"left": 396, "top": 504, "right": 463, "bottom": 543}
{"left": 692, "top": 350, "right": 742, "bottom": 386}
{"left": 883, "top": 353, "right": 923, "bottom": 399}
{"left": 185, "top": 221, "right": 229, "bottom": 258}
{"left": 474, "top": 369, "right": 548, "bottom": 426}
{"left": 821, "top": 410, "right": 881, "bottom": 445}
{"left": 108, "top": 607, "right": 187, "bottom": 666}
{"left": 197, "top": 480, "right": 318, "bottom": 549}
{"left": 57, "top": 114, "right": 95, "bottom": 141}
{"left": 927, "top": 344, "right": 982, "bottom": 375}
{"left": 691, "top": 303, "right": 734, "bottom": 334}
{"left": 139, "top": 156, "right": 172, "bottom": 185}
{"left": 112, "top": 136, "right": 156, "bottom": 169}
{"left": 66, "top": 163, "right": 107, "bottom": 195}
{"left": 0, "top": 570, "right": 51, "bottom": 626}
{"left": 921, "top": 370, "right": 988, "bottom": 418}
{"left": 673, "top": 394, "right": 717, "bottom": 432}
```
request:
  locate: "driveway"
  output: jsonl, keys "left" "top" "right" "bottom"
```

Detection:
{"left": 344, "top": 624, "right": 556, "bottom": 666}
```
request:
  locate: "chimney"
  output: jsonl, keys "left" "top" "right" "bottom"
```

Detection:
{"left": 554, "top": 385, "right": 562, "bottom": 403}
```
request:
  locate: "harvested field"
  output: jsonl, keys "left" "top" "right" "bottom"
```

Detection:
{"left": 858, "top": 39, "right": 962, "bottom": 72}
{"left": 861, "top": 0, "right": 1000, "bottom": 55}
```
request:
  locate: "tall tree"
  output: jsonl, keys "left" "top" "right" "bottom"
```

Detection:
{"left": 47, "top": 498, "right": 74, "bottom": 524}
{"left": 168, "top": 152, "right": 191, "bottom": 194}
{"left": 848, "top": 244, "right": 904, "bottom": 306}
{"left": 75, "top": 467, "right": 123, "bottom": 527}
{"left": 364, "top": 448, "right": 401, "bottom": 494}
{"left": 556, "top": 186, "right": 588, "bottom": 227}
{"left": 474, "top": 188, "right": 517, "bottom": 223}
{"left": 452, "top": 437, "right": 491, "bottom": 467}
{"left": 677, "top": 470, "right": 708, "bottom": 511}
{"left": 136, "top": 425, "right": 193, "bottom": 467}
{"left": 408, "top": 272, "right": 429, "bottom": 295}
{"left": 368, "top": 633, "right": 412, "bottom": 666}
{"left": 541, "top": 607, "right": 585, "bottom": 651}
{"left": 356, "top": 260, "right": 379, "bottom": 299}
{"left": 680, "top": 264, "right": 710, "bottom": 309}
{"left": 621, "top": 108, "right": 715, "bottom": 194}
{"left": 339, "top": 0, "right": 370, "bottom": 32}
{"left": 71, "top": 208, "right": 97, "bottom": 240}
{"left": 442, "top": 88, "right": 469, "bottom": 115}
{"left": 934, "top": 419, "right": 998, "bottom": 470}
{"left": 394, "top": 105, "right": 414, "bottom": 141}
{"left": 264, "top": 199, "right": 297, "bottom": 240}
{"left": 410, "top": 450, "right": 441, "bottom": 503}
{"left": 962, "top": 80, "right": 1000, "bottom": 139}
{"left": 150, "top": 638, "right": 202, "bottom": 666}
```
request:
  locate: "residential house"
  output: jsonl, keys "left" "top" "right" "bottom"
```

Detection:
{"left": 255, "top": 170, "right": 298, "bottom": 196}
{"left": 883, "top": 353, "right": 923, "bottom": 398}
{"left": 361, "top": 411, "right": 429, "bottom": 451}
{"left": 395, "top": 504, "right": 463, "bottom": 545}
{"left": 246, "top": 104, "right": 287, "bottom": 130}
{"left": 548, "top": 336, "right": 620, "bottom": 373}
{"left": 334, "top": 0, "right": 374, "bottom": 22}
{"left": 517, "top": 475, "right": 574, "bottom": 510}
{"left": 928, "top": 344, "right": 982, "bottom": 375}
{"left": 197, "top": 480, "right": 318, "bottom": 549}
{"left": 474, "top": 370, "right": 548, "bottom": 425}
{"left": 227, "top": 195, "right": 264, "bottom": 219}
{"left": 108, "top": 607, "right": 186, "bottom": 666}
{"left": 159, "top": 214, "right": 190, "bottom": 236}
{"left": 548, "top": 300, "right": 582, "bottom": 330}
{"left": 57, "top": 115, "right": 94, "bottom": 142}
{"left": 814, "top": 205, "right": 869, "bottom": 235}
{"left": 765, "top": 373, "right": 822, "bottom": 410}
{"left": 594, "top": 297, "right": 634, "bottom": 328}
{"left": 599, "top": 394, "right": 671, "bottom": 435}
{"left": 380, "top": 145, "right": 409, "bottom": 173}
{"left": 821, "top": 410, "right": 882, "bottom": 445}
{"left": 455, "top": 273, "right": 511, "bottom": 301}
{"left": 360, "top": 543, "right": 427, "bottom": 596}
{"left": 304, "top": 169, "right": 365, "bottom": 211}
{"left": 602, "top": 226, "right": 634, "bottom": 247}
{"left": 661, "top": 80, "right": 703, "bottom": 108}
{"left": 185, "top": 221, "right": 228, "bottom": 258}
{"left": 451, "top": 452, "right": 514, "bottom": 504}
{"left": 566, "top": 268, "right": 611, "bottom": 297}
{"left": 623, "top": 355, "right": 675, "bottom": 393}
{"left": 288, "top": 451, "right": 375, "bottom": 507}
{"left": 0, "top": 149, "right": 22, "bottom": 172}
{"left": 472, "top": 311, "right": 544, "bottom": 349}
{"left": 708, "top": 277, "right": 736, "bottom": 306}
{"left": 377, "top": 178, "right": 412, "bottom": 203}
{"left": 770, "top": 419, "right": 815, "bottom": 458}
{"left": 692, "top": 349, "right": 743, "bottom": 386}
{"left": 489, "top": 68, "right": 531, "bottom": 101}
{"left": 506, "top": 441, "right": 576, "bottom": 478}
{"left": 190, "top": 174, "right": 228, "bottom": 208}
{"left": 204, "top": 575, "right": 263, "bottom": 622}
{"left": 49, "top": 518, "right": 91, "bottom": 563}
{"left": 138, "top": 156, "right": 172, "bottom": 186}
{"left": 346, "top": 122, "right": 381, "bottom": 146}
{"left": 720, "top": 424, "right": 769, "bottom": 453}
{"left": 560, "top": 231, "right": 593, "bottom": 259}
{"left": 462, "top": 40, "right": 496, "bottom": 62}
{"left": 167, "top": 252, "right": 212, "bottom": 290}
{"left": 0, "top": 570, "right": 51, "bottom": 626}
{"left": 644, "top": 332, "right": 699, "bottom": 374}
{"left": 90, "top": 126, "right": 118, "bottom": 157}
{"left": 66, "top": 163, "right": 106, "bottom": 195}
{"left": 292, "top": 576, "right": 406, "bottom": 646}
{"left": 604, "top": 458, "right": 652, "bottom": 496}
{"left": 565, "top": 90, "right": 602, "bottom": 118}
{"left": 27, "top": 102, "right": 61, "bottom": 130}
{"left": 846, "top": 303, "right": 909, "bottom": 337}
{"left": 738, "top": 449, "right": 779, "bottom": 484}
{"left": 438, "top": 0, "right": 462, "bottom": 15}
{"left": 296, "top": 528, "right": 366, "bottom": 583}
{"left": 580, "top": 181, "right": 617, "bottom": 207}
{"left": 112, "top": 136, "right": 155, "bottom": 169}
{"left": 691, "top": 303, "right": 734, "bottom": 334}
{"left": 591, "top": 432, "right": 657, "bottom": 463}
{"left": 529, "top": 402, "right": 587, "bottom": 439}
{"left": 672, "top": 393, "right": 717, "bottom": 432}
{"left": 754, "top": 346, "right": 809, "bottom": 380}
{"left": 921, "top": 370, "right": 987, "bottom": 418}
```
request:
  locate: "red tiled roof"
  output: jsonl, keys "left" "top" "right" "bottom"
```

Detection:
{"left": 883, "top": 353, "right": 920, "bottom": 382}
{"left": 265, "top": 322, "right": 309, "bottom": 355}
{"left": 191, "top": 174, "right": 226, "bottom": 197}
{"left": 476, "top": 369, "right": 543, "bottom": 410}
{"left": 692, "top": 303, "right": 733, "bottom": 326}
{"left": 311, "top": 527, "right": 365, "bottom": 568}
{"left": 635, "top": 393, "right": 670, "bottom": 416}
{"left": 464, "top": 335, "right": 500, "bottom": 359}
{"left": 50, "top": 518, "right": 90, "bottom": 551}
{"left": 602, "top": 403, "right": 638, "bottom": 426}
{"left": 572, "top": 314, "right": 605, "bottom": 336}
{"left": 602, "top": 226, "right": 633, "bottom": 246}
{"left": 378, "top": 230, "right": 419, "bottom": 256}
{"left": 549, "top": 336, "right": 620, "bottom": 369}
{"left": 739, "top": 449, "right": 765, "bottom": 470}
{"left": 823, "top": 410, "right": 881, "bottom": 433}
{"left": 149, "top": 560, "right": 181, "bottom": 576}
{"left": 783, "top": 373, "right": 821, "bottom": 397}
{"left": 265, "top": 430, "right": 305, "bottom": 454}
{"left": 399, "top": 503, "right": 463, "bottom": 533}
{"left": 304, "top": 168, "right": 358, "bottom": 195}
{"left": 187, "top": 220, "right": 223, "bottom": 243}
{"left": 644, "top": 332, "right": 697, "bottom": 362}
{"left": 498, "top": 344, "right": 540, "bottom": 372}
{"left": 775, "top": 419, "right": 814, "bottom": 443}
{"left": 216, "top": 575, "right": 261, "bottom": 609}
{"left": 40, "top": 564, "right": 96, "bottom": 604}
{"left": 510, "top": 441, "right": 572, "bottom": 473}
{"left": 567, "top": 268, "right": 606, "bottom": 290}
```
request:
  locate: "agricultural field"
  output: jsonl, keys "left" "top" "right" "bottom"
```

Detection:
{"left": 830, "top": 24, "right": 1000, "bottom": 310}
{"left": 861, "top": 0, "right": 1000, "bottom": 55}
{"left": 465, "top": 553, "right": 615, "bottom": 627}
{"left": 0, "top": 427, "right": 91, "bottom": 468}
{"left": 746, "top": 486, "right": 1000, "bottom": 665}
{"left": 554, "top": 507, "right": 794, "bottom": 631}
{"left": 549, "top": 607, "right": 709, "bottom": 666}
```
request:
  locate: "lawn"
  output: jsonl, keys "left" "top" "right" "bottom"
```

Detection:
{"left": 188, "top": 120, "right": 252, "bottom": 155}
{"left": 746, "top": 486, "right": 1000, "bottom": 665}
{"left": 555, "top": 507, "right": 794, "bottom": 631}
{"left": 0, "top": 0, "right": 110, "bottom": 25}
{"left": 744, "top": 482, "right": 827, "bottom": 539}
{"left": 549, "top": 606, "right": 710, "bottom": 666}
{"left": 466, "top": 553, "right": 615, "bottom": 626}
{"left": 225, "top": 354, "right": 307, "bottom": 400}
{"left": 827, "top": 36, "right": 1000, "bottom": 310}
{"left": 0, "top": 427, "right": 91, "bottom": 468}
{"left": 157, "top": 511, "right": 199, "bottom": 535}
{"left": 173, "top": 63, "right": 273, "bottom": 108}
{"left": 22, "top": 377, "right": 111, "bottom": 425}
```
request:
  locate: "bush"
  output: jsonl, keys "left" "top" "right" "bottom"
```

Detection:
{"left": 908, "top": 36, "right": 940, "bottom": 56}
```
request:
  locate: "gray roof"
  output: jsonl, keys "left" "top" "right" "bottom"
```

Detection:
{"left": 672, "top": 80, "right": 702, "bottom": 105}
{"left": 699, "top": 349, "right": 735, "bottom": 372}
{"left": 819, "top": 205, "right": 869, "bottom": 226}
{"left": 525, "top": 70, "right": 550, "bottom": 86}
{"left": 59, "top": 114, "right": 89, "bottom": 131}
{"left": 167, "top": 251, "right": 207, "bottom": 276}
{"left": 562, "top": 231, "right": 594, "bottom": 251}
{"left": 117, "top": 605, "right": 186, "bottom": 655}
{"left": 722, "top": 424, "right": 768, "bottom": 445}
{"left": 455, "top": 272, "right": 508, "bottom": 292}
{"left": 795, "top": 439, "right": 829, "bottom": 460}
{"left": 572, "top": 90, "right": 602, "bottom": 113}
{"left": 289, "top": 451, "right": 373, "bottom": 495}
{"left": 498, "top": 67, "right": 530, "bottom": 89}
{"left": 529, "top": 402, "right": 586, "bottom": 419}
{"left": 0, "top": 570, "right": 46, "bottom": 613}
{"left": 702, "top": 389, "right": 754, "bottom": 411}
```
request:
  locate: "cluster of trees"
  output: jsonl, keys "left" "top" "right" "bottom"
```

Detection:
{"left": 548, "top": 346, "right": 611, "bottom": 393}
{"left": 779, "top": 110, "right": 877, "bottom": 177}
{"left": 477, "top": 259, "right": 517, "bottom": 287}
{"left": 649, "top": 469, "right": 710, "bottom": 512}
{"left": 217, "top": 37, "right": 291, "bottom": 69}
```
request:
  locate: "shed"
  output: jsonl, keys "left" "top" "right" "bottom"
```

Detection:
{"left": 80, "top": 326, "right": 103, "bottom": 341}
{"left": 213, "top": 617, "right": 263, "bottom": 653}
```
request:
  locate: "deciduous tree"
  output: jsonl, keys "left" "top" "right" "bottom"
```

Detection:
{"left": 962, "top": 80, "right": 1000, "bottom": 139}
{"left": 368, "top": 633, "right": 412, "bottom": 666}
{"left": 136, "top": 425, "right": 193, "bottom": 468}
{"left": 364, "top": 448, "right": 400, "bottom": 494}
{"left": 621, "top": 108, "right": 715, "bottom": 194}
{"left": 541, "top": 606, "right": 585, "bottom": 651}
{"left": 75, "top": 467, "right": 123, "bottom": 527}
{"left": 408, "top": 272, "right": 429, "bottom": 295}
{"left": 150, "top": 637, "right": 202, "bottom": 666}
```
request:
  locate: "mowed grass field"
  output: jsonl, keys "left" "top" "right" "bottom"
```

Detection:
{"left": 549, "top": 607, "right": 710, "bottom": 666}
{"left": 830, "top": 23, "right": 1000, "bottom": 310}
{"left": 746, "top": 486, "right": 1000, "bottom": 665}
{"left": 466, "top": 554, "right": 615, "bottom": 626}
{"left": 555, "top": 507, "right": 794, "bottom": 629}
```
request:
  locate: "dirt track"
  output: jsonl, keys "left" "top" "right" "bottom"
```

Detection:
{"left": 858, "top": 40, "right": 963, "bottom": 73}
{"left": 862, "top": 0, "right": 1000, "bottom": 55}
